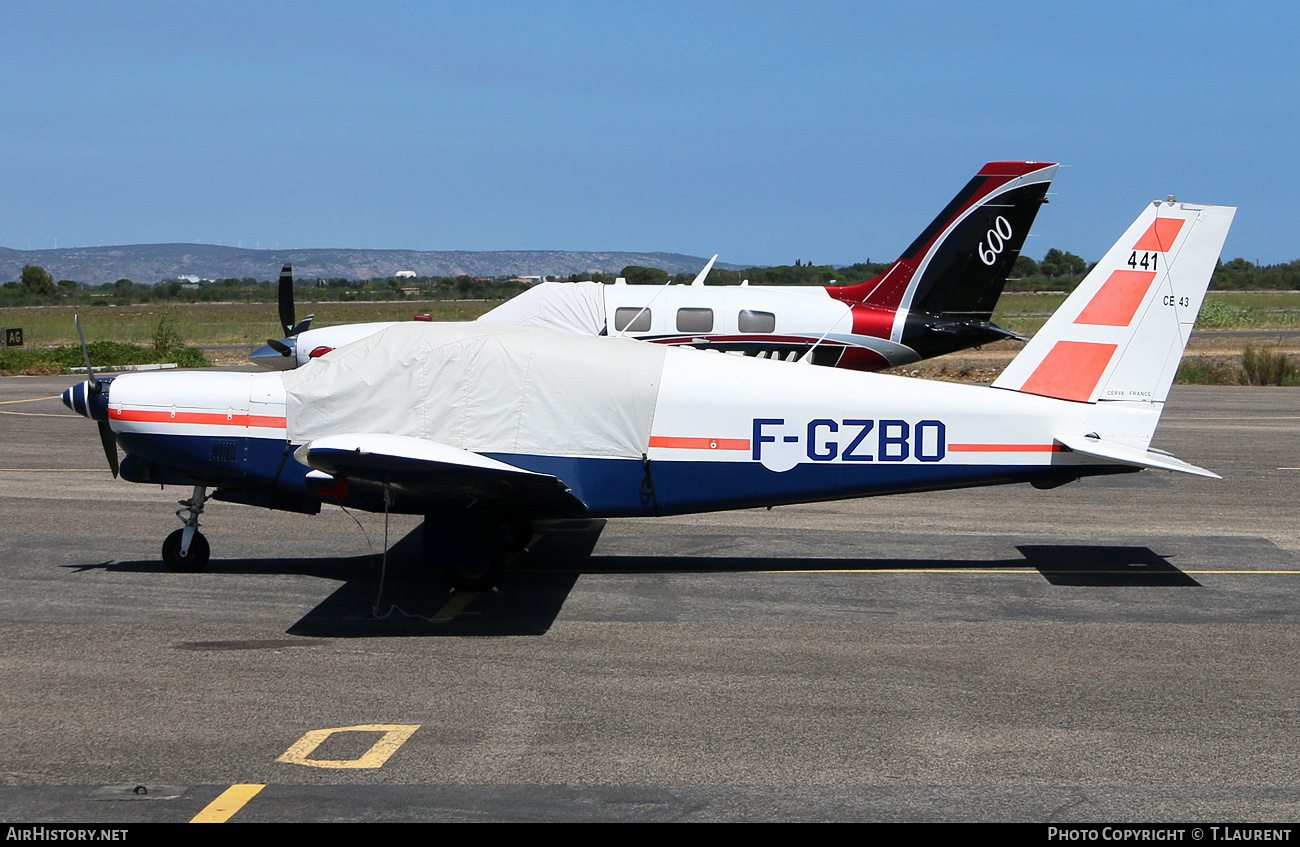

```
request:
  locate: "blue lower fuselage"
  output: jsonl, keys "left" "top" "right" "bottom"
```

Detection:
{"left": 117, "top": 432, "right": 1124, "bottom": 519}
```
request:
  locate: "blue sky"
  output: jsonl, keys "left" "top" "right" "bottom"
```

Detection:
{"left": 2, "top": 1, "right": 1294, "bottom": 266}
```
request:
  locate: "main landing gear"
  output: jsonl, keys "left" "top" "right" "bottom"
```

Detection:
{"left": 162, "top": 485, "right": 211, "bottom": 572}
{"left": 424, "top": 507, "right": 533, "bottom": 592}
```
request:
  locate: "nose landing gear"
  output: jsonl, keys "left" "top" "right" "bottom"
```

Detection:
{"left": 162, "top": 485, "right": 210, "bottom": 572}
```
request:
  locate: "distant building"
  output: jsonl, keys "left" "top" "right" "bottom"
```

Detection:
{"left": 395, "top": 270, "right": 417, "bottom": 279}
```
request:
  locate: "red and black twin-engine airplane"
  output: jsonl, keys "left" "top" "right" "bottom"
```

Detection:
{"left": 253, "top": 161, "right": 1058, "bottom": 373}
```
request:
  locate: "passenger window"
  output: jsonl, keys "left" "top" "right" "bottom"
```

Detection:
{"left": 614, "top": 307, "right": 652, "bottom": 332}
{"left": 738, "top": 310, "right": 776, "bottom": 333}
{"left": 676, "top": 308, "right": 714, "bottom": 333}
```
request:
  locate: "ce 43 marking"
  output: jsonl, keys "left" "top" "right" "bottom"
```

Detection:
{"left": 1128, "top": 251, "right": 1159, "bottom": 270}
{"left": 1162, "top": 295, "right": 1191, "bottom": 307}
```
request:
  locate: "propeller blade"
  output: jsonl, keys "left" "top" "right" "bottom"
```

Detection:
{"left": 278, "top": 264, "right": 296, "bottom": 336}
{"left": 74, "top": 315, "right": 98, "bottom": 388}
{"left": 266, "top": 338, "right": 293, "bottom": 356}
{"left": 74, "top": 317, "right": 118, "bottom": 477}
{"left": 97, "top": 421, "right": 120, "bottom": 478}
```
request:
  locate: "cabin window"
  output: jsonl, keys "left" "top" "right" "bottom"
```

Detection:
{"left": 676, "top": 308, "right": 714, "bottom": 333}
{"left": 614, "top": 307, "right": 652, "bottom": 332}
{"left": 738, "top": 310, "right": 776, "bottom": 333}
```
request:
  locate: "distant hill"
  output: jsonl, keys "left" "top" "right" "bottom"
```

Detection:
{"left": 0, "top": 244, "right": 743, "bottom": 287}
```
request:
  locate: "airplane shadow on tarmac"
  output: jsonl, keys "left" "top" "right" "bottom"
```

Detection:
{"left": 69, "top": 521, "right": 1200, "bottom": 638}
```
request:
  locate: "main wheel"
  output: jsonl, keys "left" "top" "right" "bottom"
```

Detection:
{"left": 464, "top": 504, "right": 533, "bottom": 553}
{"left": 162, "top": 528, "right": 210, "bottom": 573}
{"left": 447, "top": 555, "right": 504, "bottom": 592}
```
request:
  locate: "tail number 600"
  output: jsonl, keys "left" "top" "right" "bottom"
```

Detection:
{"left": 978, "top": 216, "right": 1014, "bottom": 265}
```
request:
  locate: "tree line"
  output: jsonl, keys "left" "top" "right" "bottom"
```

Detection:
{"left": 5, "top": 251, "right": 1299, "bottom": 307}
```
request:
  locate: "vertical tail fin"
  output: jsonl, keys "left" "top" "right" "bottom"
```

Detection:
{"left": 993, "top": 200, "right": 1235, "bottom": 406}
{"left": 827, "top": 161, "right": 1057, "bottom": 322}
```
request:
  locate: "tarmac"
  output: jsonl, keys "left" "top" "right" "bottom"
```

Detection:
{"left": 1, "top": 374, "right": 1298, "bottom": 822}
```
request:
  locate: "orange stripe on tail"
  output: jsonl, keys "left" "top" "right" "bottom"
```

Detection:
{"left": 1017, "top": 340, "right": 1118, "bottom": 402}
{"left": 1133, "top": 217, "right": 1185, "bottom": 252}
{"left": 1074, "top": 270, "right": 1157, "bottom": 327}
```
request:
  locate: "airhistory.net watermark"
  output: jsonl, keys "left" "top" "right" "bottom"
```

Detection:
{"left": 6, "top": 830, "right": 127, "bottom": 841}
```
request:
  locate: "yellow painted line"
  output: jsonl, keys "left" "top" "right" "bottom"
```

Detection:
{"left": 773, "top": 568, "right": 1029, "bottom": 574}
{"left": 771, "top": 568, "right": 1300, "bottom": 575}
{"left": 1190, "top": 568, "right": 1300, "bottom": 576}
{"left": 0, "top": 468, "right": 106, "bottom": 472}
{"left": 0, "top": 410, "right": 78, "bottom": 417}
{"left": 190, "top": 783, "right": 265, "bottom": 823}
{"left": 534, "top": 567, "right": 1300, "bottom": 576}
{"left": 277, "top": 725, "right": 419, "bottom": 769}
{"left": 0, "top": 395, "right": 60, "bottom": 405}
{"left": 432, "top": 590, "right": 482, "bottom": 621}
{"left": 538, "top": 568, "right": 1045, "bottom": 575}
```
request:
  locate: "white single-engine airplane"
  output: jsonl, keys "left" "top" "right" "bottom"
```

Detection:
{"left": 64, "top": 198, "right": 1232, "bottom": 590}
{"left": 250, "top": 161, "right": 1057, "bottom": 372}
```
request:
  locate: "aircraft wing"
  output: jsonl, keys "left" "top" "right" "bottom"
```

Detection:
{"left": 294, "top": 433, "right": 588, "bottom": 515}
{"left": 1055, "top": 433, "right": 1220, "bottom": 479}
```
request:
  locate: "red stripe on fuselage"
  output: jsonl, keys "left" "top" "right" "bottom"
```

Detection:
{"left": 111, "top": 407, "right": 286, "bottom": 428}
{"left": 948, "top": 443, "right": 1062, "bottom": 453}
{"left": 649, "top": 436, "right": 750, "bottom": 451}
{"left": 644, "top": 334, "right": 851, "bottom": 347}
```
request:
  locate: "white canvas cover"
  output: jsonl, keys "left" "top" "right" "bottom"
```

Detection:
{"left": 281, "top": 322, "right": 665, "bottom": 459}
{"left": 476, "top": 281, "right": 607, "bottom": 335}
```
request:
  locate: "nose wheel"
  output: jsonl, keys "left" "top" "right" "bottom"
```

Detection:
{"left": 162, "top": 528, "right": 210, "bottom": 572}
{"left": 162, "top": 485, "right": 211, "bottom": 572}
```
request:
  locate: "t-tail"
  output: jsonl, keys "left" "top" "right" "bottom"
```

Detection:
{"left": 826, "top": 161, "right": 1057, "bottom": 359}
{"left": 993, "top": 198, "right": 1235, "bottom": 476}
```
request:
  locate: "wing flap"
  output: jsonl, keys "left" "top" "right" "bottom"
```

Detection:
{"left": 1056, "top": 433, "right": 1220, "bottom": 479}
{"left": 295, "top": 433, "right": 587, "bottom": 515}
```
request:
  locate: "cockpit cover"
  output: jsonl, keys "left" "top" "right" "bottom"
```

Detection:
{"left": 476, "top": 281, "right": 607, "bottom": 335}
{"left": 281, "top": 322, "right": 664, "bottom": 459}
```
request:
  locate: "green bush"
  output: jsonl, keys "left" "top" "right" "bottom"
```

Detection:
{"left": 0, "top": 342, "right": 209, "bottom": 375}
{"left": 152, "top": 315, "right": 184, "bottom": 352}
{"left": 1195, "top": 299, "right": 1252, "bottom": 328}
{"left": 1176, "top": 357, "right": 1241, "bottom": 385}
{"left": 1242, "top": 346, "right": 1299, "bottom": 386}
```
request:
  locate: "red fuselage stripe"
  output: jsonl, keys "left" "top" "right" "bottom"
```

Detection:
{"left": 948, "top": 443, "right": 1061, "bottom": 453}
{"left": 649, "top": 436, "right": 751, "bottom": 451}
{"left": 111, "top": 408, "right": 287, "bottom": 428}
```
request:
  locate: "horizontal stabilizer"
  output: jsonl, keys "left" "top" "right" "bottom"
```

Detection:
{"left": 1056, "top": 433, "right": 1220, "bottom": 478}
